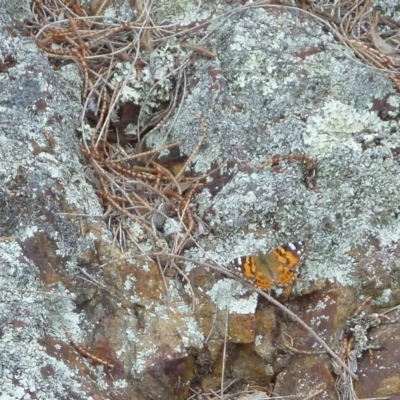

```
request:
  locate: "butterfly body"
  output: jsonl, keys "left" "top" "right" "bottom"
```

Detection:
{"left": 230, "top": 241, "right": 307, "bottom": 290}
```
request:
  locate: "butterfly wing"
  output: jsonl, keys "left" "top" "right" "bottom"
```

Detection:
{"left": 229, "top": 241, "right": 307, "bottom": 289}
{"left": 271, "top": 242, "right": 307, "bottom": 286}
{"left": 230, "top": 255, "right": 274, "bottom": 289}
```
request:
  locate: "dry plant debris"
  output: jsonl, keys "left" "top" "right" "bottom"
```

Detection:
{"left": 27, "top": 0, "right": 212, "bottom": 260}
{"left": 26, "top": 0, "right": 400, "bottom": 261}
{"left": 303, "top": 0, "right": 400, "bottom": 91}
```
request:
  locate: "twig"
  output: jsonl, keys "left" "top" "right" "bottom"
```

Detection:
{"left": 159, "top": 253, "right": 359, "bottom": 381}
{"left": 221, "top": 306, "right": 229, "bottom": 398}
{"left": 61, "top": 324, "right": 114, "bottom": 369}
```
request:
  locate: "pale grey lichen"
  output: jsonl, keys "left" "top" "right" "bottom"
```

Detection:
{"left": 372, "top": 0, "right": 400, "bottom": 16}
{"left": 0, "top": 2, "right": 120, "bottom": 396}
{"left": 304, "top": 100, "right": 387, "bottom": 156}
{"left": 129, "top": 299, "right": 204, "bottom": 375}
{"left": 131, "top": 346, "right": 157, "bottom": 376}
{"left": 373, "top": 288, "right": 392, "bottom": 305}
{"left": 144, "top": 7, "right": 400, "bottom": 299}
{"left": 102, "top": 0, "right": 138, "bottom": 23}
{"left": 387, "top": 94, "right": 400, "bottom": 112}
{"left": 153, "top": 0, "right": 213, "bottom": 25}
{"left": 255, "top": 335, "right": 263, "bottom": 346}
{"left": 179, "top": 316, "right": 205, "bottom": 346}
{"left": 111, "top": 40, "right": 189, "bottom": 133}
{"left": 0, "top": 266, "right": 89, "bottom": 398}
{"left": 4, "top": 0, "right": 400, "bottom": 395}
{"left": 206, "top": 279, "right": 258, "bottom": 314}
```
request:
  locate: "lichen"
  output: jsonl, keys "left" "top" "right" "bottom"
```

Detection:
{"left": 372, "top": 0, "right": 400, "bottom": 16}
{"left": 153, "top": 0, "right": 213, "bottom": 25}
{"left": 0, "top": 3, "right": 117, "bottom": 396}
{"left": 110, "top": 39, "right": 189, "bottom": 133}
{"left": 206, "top": 279, "right": 258, "bottom": 314}
{"left": 304, "top": 99, "right": 388, "bottom": 156}
{"left": 145, "top": 7, "right": 400, "bottom": 297}
{"left": 102, "top": 0, "right": 138, "bottom": 23}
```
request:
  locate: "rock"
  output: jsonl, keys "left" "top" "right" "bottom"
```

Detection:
{"left": 2, "top": 0, "right": 400, "bottom": 399}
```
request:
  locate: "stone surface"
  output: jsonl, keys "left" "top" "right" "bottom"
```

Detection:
{"left": 148, "top": 2, "right": 400, "bottom": 398}
{"left": 1, "top": 0, "right": 400, "bottom": 399}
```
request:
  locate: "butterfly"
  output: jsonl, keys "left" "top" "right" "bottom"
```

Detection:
{"left": 229, "top": 241, "right": 307, "bottom": 290}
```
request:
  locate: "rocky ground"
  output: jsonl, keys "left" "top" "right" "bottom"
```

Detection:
{"left": 1, "top": 0, "right": 400, "bottom": 399}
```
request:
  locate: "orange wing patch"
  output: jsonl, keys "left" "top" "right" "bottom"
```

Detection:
{"left": 272, "top": 246, "right": 301, "bottom": 268}
{"left": 241, "top": 257, "right": 257, "bottom": 280}
{"left": 275, "top": 265, "right": 297, "bottom": 286}
{"left": 254, "top": 271, "right": 275, "bottom": 290}
{"left": 230, "top": 241, "right": 307, "bottom": 290}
